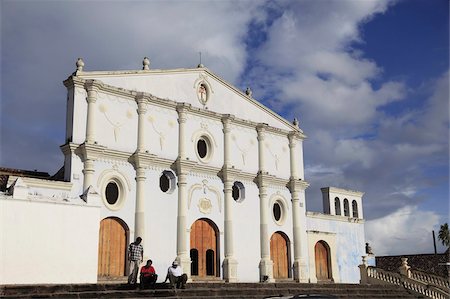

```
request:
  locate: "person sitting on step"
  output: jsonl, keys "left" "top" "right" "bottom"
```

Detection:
{"left": 163, "top": 260, "right": 187, "bottom": 289}
{"left": 140, "top": 259, "right": 158, "bottom": 289}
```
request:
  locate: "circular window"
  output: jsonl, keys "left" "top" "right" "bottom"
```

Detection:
{"left": 159, "top": 170, "right": 176, "bottom": 194}
{"left": 197, "top": 139, "right": 208, "bottom": 158}
{"left": 195, "top": 135, "right": 213, "bottom": 163}
{"left": 160, "top": 174, "right": 170, "bottom": 192}
{"left": 105, "top": 181, "right": 119, "bottom": 205}
{"left": 232, "top": 181, "right": 245, "bottom": 202}
{"left": 273, "top": 202, "right": 282, "bottom": 221}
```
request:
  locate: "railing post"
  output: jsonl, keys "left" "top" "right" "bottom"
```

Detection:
{"left": 359, "top": 255, "right": 369, "bottom": 284}
{"left": 399, "top": 257, "right": 411, "bottom": 278}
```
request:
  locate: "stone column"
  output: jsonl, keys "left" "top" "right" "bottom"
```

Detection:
{"left": 288, "top": 132, "right": 309, "bottom": 282}
{"left": 133, "top": 94, "right": 149, "bottom": 248}
{"left": 222, "top": 115, "right": 238, "bottom": 282}
{"left": 175, "top": 104, "right": 191, "bottom": 275}
{"left": 135, "top": 93, "right": 148, "bottom": 152}
{"left": 256, "top": 124, "right": 273, "bottom": 282}
{"left": 134, "top": 167, "right": 146, "bottom": 243}
{"left": 84, "top": 80, "right": 100, "bottom": 144}
{"left": 82, "top": 159, "right": 95, "bottom": 192}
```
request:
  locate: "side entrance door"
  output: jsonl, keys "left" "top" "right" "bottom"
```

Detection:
{"left": 98, "top": 218, "right": 127, "bottom": 277}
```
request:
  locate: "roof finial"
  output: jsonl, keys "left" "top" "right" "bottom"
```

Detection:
{"left": 143, "top": 57, "right": 150, "bottom": 70}
{"left": 293, "top": 117, "right": 299, "bottom": 127}
{"left": 245, "top": 87, "right": 252, "bottom": 98}
{"left": 76, "top": 58, "right": 85, "bottom": 72}
{"left": 197, "top": 51, "right": 204, "bottom": 68}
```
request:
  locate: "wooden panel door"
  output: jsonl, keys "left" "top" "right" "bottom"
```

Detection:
{"left": 98, "top": 218, "right": 127, "bottom": 276}
{"left": 315, "top": 241, "right": 330, "bottom": 281}
{"left": 270, "top": 232, "right": 288, "bottom": 279}
{"left": 190, "top": 219, "right": 217, "bottom": 277}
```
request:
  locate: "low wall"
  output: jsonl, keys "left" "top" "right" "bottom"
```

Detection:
{"left": 0, "top": 196, "right": 101, "bottom": 285}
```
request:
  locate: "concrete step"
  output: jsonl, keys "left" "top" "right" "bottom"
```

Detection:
{"left": 0, "top": 282, "right": 420, "bottom": 298}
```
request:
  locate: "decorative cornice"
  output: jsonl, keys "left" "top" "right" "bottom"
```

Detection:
{"left": 63, "top": 75, "right": 85, "bottom": 89}
{"left": 255, "top": 171, "right": 290, "bottom": 188}
{"left": 75, "top": 143, "right": 107, "bottom": 161}
{"left": 321, "top": 187, "right": 365, "bottom": 198}
{"left": 128, "top": 151, "right": 157, "bottom": 169}
{"left": 60, "top": 143, "right": 79, "bottom": 156}
{"left": 7, "top": 176, "right": 73, "bottom": 192}
{"left": 288, "top": 178, "right": 310, "bottom": 192}
{"left": 306, "top": 211, "right": 365, "bottom": 223}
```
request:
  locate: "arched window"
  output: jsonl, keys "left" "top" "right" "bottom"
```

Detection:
{"left": 206, "top": 249, "right": 215, "bottom": 276}
{"left": 352, "top": 200, "right": 359, "bottom": 218}
{"left": 343, "top": 199, "right": 350, "bottom": 216}
{"left": 334, "top": 197, "right": 341, "bottom": 216}
{"left": 190, "top": 249, "right": 199, "bottom": 276}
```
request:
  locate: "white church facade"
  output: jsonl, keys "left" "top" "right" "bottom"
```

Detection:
{"left": 0, "top": 58, "right": 365, "bottom": 285}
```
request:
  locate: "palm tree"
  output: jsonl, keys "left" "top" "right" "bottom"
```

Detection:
{"left": 438, "top": 223, "right": 449, "bottom": 247}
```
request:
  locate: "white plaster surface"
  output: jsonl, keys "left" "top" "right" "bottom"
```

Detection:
{"left": 0, "top": 196, "right": 101, "bottom": 285}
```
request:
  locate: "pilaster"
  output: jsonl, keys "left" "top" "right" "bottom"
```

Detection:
{"left": 135, "top": 93, "right": 148, "bottom": 152}
{"left": 129, "top": 151, "right": 155, "bottom": 252}
{"left": 288, "top": 177, "right": 310, "bottom": 282}
{"left": 221, "top": 114, "right": 238, "bottom": 282}
{"left": 84, "top": 80, "right": 103, "bottom": 144}
{"left": 75, "top": 143, "right": 106, "bottom": 194}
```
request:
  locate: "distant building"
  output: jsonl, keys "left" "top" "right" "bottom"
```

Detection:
{"left": 0, "top": 58, "right": 366, "bottom": 285}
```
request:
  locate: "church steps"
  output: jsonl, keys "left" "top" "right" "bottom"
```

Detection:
{"left": 1, "top": 283, "right": 420, "bottom": 298}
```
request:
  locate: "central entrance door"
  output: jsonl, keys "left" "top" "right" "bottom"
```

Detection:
{"left": 98, "top": 217, "right": 128, "bottom": 277}
{"left": 190, "top": 219, "right": 219, "bottom": 278}
{"left": 315, "top": 241, "right": 331, "bottom": 281}
{"left": 270, "top": 232, "right": 290, "bottom": 279}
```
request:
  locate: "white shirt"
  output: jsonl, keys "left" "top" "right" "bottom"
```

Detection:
{"left": 168, "top": 265, "right": 183, "bottom": 277}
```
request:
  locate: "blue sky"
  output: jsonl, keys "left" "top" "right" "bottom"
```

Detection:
{"left": 1, "top": 0, "right": 448, "bottom": 255}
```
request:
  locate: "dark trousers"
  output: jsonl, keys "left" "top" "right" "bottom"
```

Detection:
{"left": 140, "top": 274, "right": 158, "bottom": 289}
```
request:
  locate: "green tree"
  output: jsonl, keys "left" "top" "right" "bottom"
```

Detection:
{"left": 438, "top": 223, "right": 449, "bottom": 247}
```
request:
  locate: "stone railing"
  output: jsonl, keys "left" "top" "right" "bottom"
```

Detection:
{"left": 410, "top": 269, "right": 450, "bottom": 290}
{"left": 360, "top": 256, "right": 450, "bottom": 299}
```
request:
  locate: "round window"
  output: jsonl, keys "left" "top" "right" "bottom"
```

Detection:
{"left": 197, "top": 139, "right": 208, "bottom": 158}
{"left": 105, "top": 181, "right": 119, "bottom": 205}
{"left": 273, "top": 202, "right": 282, "bottom": 221}
{"left": 232, "top": 181, "right": 245, "bottom": 202}
{"left": 159, "top": 170, "right": 176, "bottom": 194}
{"left": 160, "top": 173, "right": 170, "bottom": 192}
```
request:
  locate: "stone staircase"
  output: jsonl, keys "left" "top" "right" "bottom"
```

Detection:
{"left": 0, "top": 282, "right": 421, "bottom": 298}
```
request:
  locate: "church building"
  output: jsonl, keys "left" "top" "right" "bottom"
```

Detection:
{"left": 0, "top": 58, "right": 366, "bottom": 285}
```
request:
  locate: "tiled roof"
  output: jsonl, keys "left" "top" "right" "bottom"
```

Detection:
{"left": 0, "top": 167, "right": 51, "bottom": 191}
{"left": 376, "top": 250, "right": 449, "bottom": 278}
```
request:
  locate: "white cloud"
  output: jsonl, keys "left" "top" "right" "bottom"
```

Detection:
{"left": 365, "top": 206, "right": 443, "bottom": 255}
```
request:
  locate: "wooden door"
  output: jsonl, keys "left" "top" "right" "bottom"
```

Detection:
{"left": 315, "top": 241, "right": 331, "bottom": 280}
{"left": 190, "top": 219, "right": 217, "bottom": 277}
{"left": 98, "top": 218, "right": 127, "bottom": 276}
{"left": 270, "top": 232, "right": 289, "bottom": 279}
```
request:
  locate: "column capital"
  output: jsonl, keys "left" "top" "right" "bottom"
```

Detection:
{"left": 129, "top": 151, "right": 155, "bottom": 169}
{"left": 221, "top": 114, "right": 235, "bottom": 125}
{"left": 75, "top": 143, "right": 106, "bottom": 162}
{"left": 256, "top": 123, "right": 268, "bottom": 139}
{"left": 135, "top": 93, "right": 148, "bottom": 114}
{"left": 288, "top": 178, "right": 310, "bottom": 192}
{"left": 288, "top": 131, "right": 300, "bottom": 147}
{"left": 84, "top": 79, "right": 103, "bottom": 92}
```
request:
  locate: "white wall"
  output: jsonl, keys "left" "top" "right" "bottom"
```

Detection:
{"left": 306, "top": 212, "right": 365, "bottom": 283}
{"left": 0, "top": 196, "right": 101, "bottom": 285}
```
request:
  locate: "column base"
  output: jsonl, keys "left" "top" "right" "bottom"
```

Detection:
{"left": 176, "top": 254, "right": 191, "bottom": 278}
{"left": 259, "top": 258, "right": 274, "bottom": 282}
{"left": 293, "top": 259, "right": 309, "bottom": 283}
{"left": 223, "top": 257, "right": 238, "bottom": 282}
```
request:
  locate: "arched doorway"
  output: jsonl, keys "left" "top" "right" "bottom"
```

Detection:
{"left": 270, "top": 231, "right": 291, "bottom": 279}
{"left": 98, "top": 217, "right": 128, "bottom": 277}
{"left": 190, "top": 218, "right": 219, "bottom": 278}
{"left": 315, "top": 241, "right": 332, "bottom": 281}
